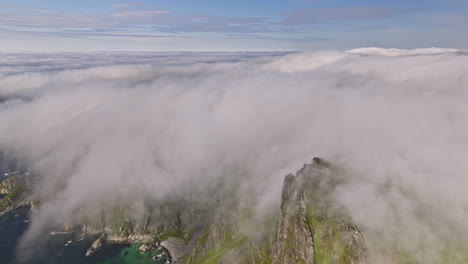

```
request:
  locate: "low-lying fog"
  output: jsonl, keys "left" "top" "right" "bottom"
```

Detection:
{"left": 1, "top": 48, "right": 468, "bottom": 260}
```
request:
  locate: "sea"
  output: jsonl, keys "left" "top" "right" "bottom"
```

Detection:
{"left": 0, "top": 206, "right": 170, "bottom": 264}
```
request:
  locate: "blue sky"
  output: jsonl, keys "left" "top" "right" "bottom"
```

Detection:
{"left": 0, "top": 0, "right": 467, "bottom": 51}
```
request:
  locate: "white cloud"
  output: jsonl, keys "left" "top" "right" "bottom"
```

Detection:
{"left": 347, "top": 47, "right": 462, "bottom": 57}
{"left": 1, "top": 49, "right": 468, "bottom": 261}
{"left": 111, "top": 10, "right": 169, "bottom": 19}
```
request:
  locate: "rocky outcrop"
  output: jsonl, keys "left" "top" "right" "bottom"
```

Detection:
{"left": 106, "top": 234, "right": 153, "bottom": 244}
{"left": 161, "top": 237, "right": 193, "bottom": 264}
{"left": 185, "top": 217, "right": 243, "bottom": 264}
{"left": 86, "top": 233, "right": 107, "bottom": 257}
{"left": 0, "top": 173, "right": 30, "bottom": 213}
{"left": 0, "top": 173, "right": 26, "bottom": 194}
{"left": 300, "top": 158, "right": 367, "bottom": 264}
{"left": 271, "top": 173, "right": 315, "bottom": 263}
{"left": 139, "top": 242, "right": 154, "bottom": 253}
{"left": 182, "top": 158, "right": 367, "bottom": 264}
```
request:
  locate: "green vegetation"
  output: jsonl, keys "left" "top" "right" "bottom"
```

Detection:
{"left": 308, "top": 209, "right": 354, "bottom": 264}
{"left": 440, "top": 251, "right": 468, "bottom": 264}
{"left": 185, "top": 223, "right": 250, "bottom": 264}
{"left": 108, "top": 207, "right": 134, "bottom": 236}
{"left": 0, "top": 173, "right": 29, "bottom": 212}
{"left": 386, "top": 245, "right": 468, "bottom": 264}
{"left": 157, "top": 228, "right": 194, "bottom": 243}
{"left": 250, "top": 244, "right": 273, "bottom": 264}
{"left": 82, "top": 215, "right": 105, "bottom": 231}
{"left": 0, "top": 186, "right": 25, "bottom": 211}
{"left": 155, "top": 213, "right": 195, "bottom": 243}
{"left": 196, "top": 235, "right": 247, "bottom": 264}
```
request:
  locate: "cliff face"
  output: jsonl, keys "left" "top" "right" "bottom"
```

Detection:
{"left": 182, "top": 158, "right": 367, "bottom": 264}
{"left": 299, "top": 159, "right": 367, "bottom": 264}
{"left": 185, "top": 217, "right": 247, "bottom": 264}
{"left": 271, "top": 173, "right": 315, "bottom": 263}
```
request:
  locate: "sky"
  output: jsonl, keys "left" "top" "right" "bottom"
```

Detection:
{"left": 0, "top": 0, "right": 467, "bottom": 51}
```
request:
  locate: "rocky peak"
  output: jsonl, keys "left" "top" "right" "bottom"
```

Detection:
{"left": 272, "top": 172, "right": 315, "bottom": 263}
{"left": 169, "top": 158, "right": 369, "bottom": 264}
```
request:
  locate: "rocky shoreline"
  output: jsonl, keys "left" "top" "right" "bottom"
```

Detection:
{"left": 82, "top": 231, "right": 173, "bottom": 263}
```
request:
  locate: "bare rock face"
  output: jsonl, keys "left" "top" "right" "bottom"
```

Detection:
{"left": 272, "top": 173, "right": 315, "bottom": 264}
{"left": 185, "top": 217, "right": 240, "bottom": 264}
{"left": 259, "top": 158, "right": 367, "bottom": 264}
{"left": 160, "top": 237, "right": 188, "bottom": 263}
{"left": 74, "top": 158, "right": 367, "bottom": 264}
{"left": 181, "top": 158, "right": 367, "bottom": 264}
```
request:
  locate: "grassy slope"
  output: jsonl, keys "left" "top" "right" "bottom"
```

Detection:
{"left": 197, "top": 235, "right": 248, "bottom": 264}
{"left": 0, "top": 186, "right": 25, "bottom": 211}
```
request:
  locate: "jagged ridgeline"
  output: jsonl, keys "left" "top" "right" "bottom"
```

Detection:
{"left": 183, "top": 158, "right": 367, "bottom": 264}
{"left": 5, "top": 158, "right": 468, "bottom": 263}
{"left": 1, "top": 157, "right": 370, "bottom": 264}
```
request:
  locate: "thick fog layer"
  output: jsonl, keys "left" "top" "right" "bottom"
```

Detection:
{"left": 1, "top": 49, "right": 468, "bottom": 260}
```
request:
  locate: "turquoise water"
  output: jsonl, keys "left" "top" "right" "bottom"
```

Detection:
{"left": 0, "top": 207, "right": 167, "bottom": 264}
{"left": 99, "top": 244, "right": 170, "bottom": 264}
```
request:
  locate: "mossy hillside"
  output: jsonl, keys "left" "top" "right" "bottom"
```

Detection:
{"left": 249, "top": 242, "right": 273, "bottom": 264}
{"left": 197, "top": 219, "right": 276, "bottom": 264}
{"left": 80, "top": 203, "right": 157, "bottom": 237}
{"left": 0, "top": 173, "right": 27, "bottom": 194}
{"left": 183, "top": 159, "right": 368, "bottom": 264}
{"left": 439, "top": 250, "right": 468, "bottom": 264}
{"left": 378, "top": 243, "right": 468, "bottom": 264}
{"left": 184, "top": 207, "right": 255, "bottom": 264}
{"left": 155, "top": 211, "right": 194, "bottom": 243}
{"left": 0, "top": 174, "right": 29, "bottom": 212}
{"left": 79, "top": 206, "right": 136, "bottom": 236}
{"left": 304, "top": 183, "right": 360, "bottom": 264}
{"left": 307, "top": 207, "right": 355, "bottom": 264}
{"left": 109, "top": 208, "right": 135, "bottom": 236}
{"left": 0, "top": 185, "right": 26, "bottom": 211}
{"left": 185, "top": 222, "right": 235, "bottom": 264}
{"left": 157, "top": 228, "right": 194, "bottom": 244}
{"left": 196, "top": 235, "right": 248, "bottom": 264}
{"left": 300, "top": 159, "right": 366, "bottom": 264}
{"left": 247, "top": 212, "right": 278, "bottom": 264}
